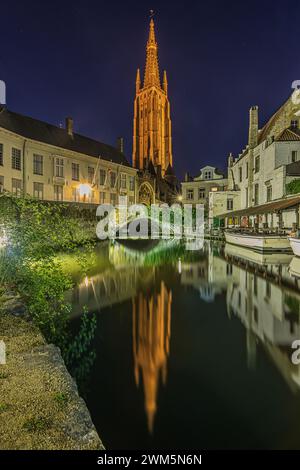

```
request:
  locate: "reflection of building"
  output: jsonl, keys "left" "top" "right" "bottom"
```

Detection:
{"left": 132, "top": 281, "right": 172, "bottom": 433}
{"left": 180, "top": 247, "right": 300, "bottom": 391}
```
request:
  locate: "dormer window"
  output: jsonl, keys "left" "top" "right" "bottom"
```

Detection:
{"left": 291, "top": 120, "right": 298, "bottom": 129}
{"left": 204, "top": 170, "right": 212, "bottom": 179}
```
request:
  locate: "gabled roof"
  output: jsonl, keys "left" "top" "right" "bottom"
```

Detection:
{"left": 0, "top": 107, "right": 130, "bottom": 166}
{"left": 258, "top": 96, "right": 290, "bottom": 144}
{"left": 275, "top": 127, "right": 300, "bottom": 142}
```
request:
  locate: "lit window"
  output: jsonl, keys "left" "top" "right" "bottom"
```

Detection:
{"left": 12, "top": 148, "right": 21, "bottom": 171}
{"left": 110, "top": 193, "right": 117, "bottom": 205}
{"left": 72, "top": 187, "right": 79, "bottom": 202}
{"left": 33, "top": 182, "right": 43, "bottom": 199}
{"left": 12, "top": 178, "right": 22, "bottom": 196}
{"left": 33, "top": 154, "right": 43, "bottom": 175}
{"left": 54, "top": 185, "right": 63, "bottom": 201}
{"left": 99, "top": 191, "right": 106, "bottom": 204}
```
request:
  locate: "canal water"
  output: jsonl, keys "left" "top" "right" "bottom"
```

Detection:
{"left": 66, "top": 240, "right": 300, "bottom": 449}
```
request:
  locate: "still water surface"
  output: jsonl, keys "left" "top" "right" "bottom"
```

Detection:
{"left": 66, "top": 240, "right": 300, "bottom": 449}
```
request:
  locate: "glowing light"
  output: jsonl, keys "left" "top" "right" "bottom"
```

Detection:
{"left": 178, "top": 258, "right": 182, "bottom": 274}
{"left": 0, "top": 228, "right": 8, "bottom": 248}
{"left": 211, "top": 187, "right": 218, "bottom": 192}
{"left": 79, "top": 184, "right": 92, "bottom": 197}
{"left": 177, "top": 195, "right": 183, "bottom": 202}
{"left": 84, "top": 276, "right": 89, "bottom": 287}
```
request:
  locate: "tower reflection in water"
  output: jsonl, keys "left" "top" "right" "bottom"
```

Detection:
{"left": 132, "top": 282, "right": 172, "bottom": 434}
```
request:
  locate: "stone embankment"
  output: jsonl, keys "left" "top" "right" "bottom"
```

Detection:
{"left": 0, "top": 292, "right": 104, "bottom": 450}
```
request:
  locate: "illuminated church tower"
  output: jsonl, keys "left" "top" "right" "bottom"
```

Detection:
{"left": 133, "top": 18, "right": 173, "bottom": 176}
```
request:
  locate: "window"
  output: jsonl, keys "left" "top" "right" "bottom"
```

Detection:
{"left": 54, "top": 185, "right": 63, "bottom": 201}
{"left": 33, "top": 154, "right": 43, "bottom": 175}
{"left": 292, "top": 151, "right": 298, "bottom": 163}
{"left": 110, "top": 193, "right": 117, "bottom": 205}
{"left": 204, "top": 170, "right": 212, "bottom": 179}
{"left": 12, "top": 178, "right": 22, "bottom": 196}
{"left": 110, "top": 171, "right": 116, "bottom": 188}
{"left": 99, "top": 169, "right": 106, "bottom": 186}
{"left": 120, "top": 173, "right": 127, "bottom": 189}
{"left": 12, "top": 148, "right": 21, "bottom": 170}
{"left": 33, "top": 182, "right": 43, "bottom": 199}
{"left": 187, "top": 189, "right": 194, "bottom": 200}
{"left": 72, "top": 187, "right": 79, "bottom": 201}
{"left": 255, "top": 155, "right": 260, "bottom": 173}
{"left": 55, "top": 157, "right": 64, "bottom": 178}
{"left": 0, "top": 144, "right": 3, "bottom": 166}
{"left": 129, "top": 196, "right": 135, "bottom": 205}
{"left": 0, "top": 176, "right": 3, "bottom": 192}
{"left": 254, "top": 183, "right": 259, "bottom": 205}
{"left": 239, "top": 167, "right": 242, "bottom": 182}
{"left": 72, "top": 163, "right": 80, "bottom": 181}
{"left": 227, "top": 198, "right": 233, "bottom": 211}
{"left": 245, "top": 187, "right": 248, "bottom": 208}
{"left": 129, "top": 176, "right": 135, "bottom": 191}
{"left": 99, "top": 191, "right": 106, "bottom": 204}
{"left": 267, "top": 185, "right": 272, "bottom": 202}
{"left": 88, "top": 166, "right": 95, "bottom": 184}
{"left": 198, "top": 188, "right": 205, "bottom": 199}
{"left": 291, "top": 120, "right": 298, "bottom": 129}
{"left": 246, "top": 162, "right": 248, "bottom": 179}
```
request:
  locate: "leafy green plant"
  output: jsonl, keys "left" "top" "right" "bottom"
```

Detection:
{"left": 286, "top": 179, "right": 300, "bottom": 195}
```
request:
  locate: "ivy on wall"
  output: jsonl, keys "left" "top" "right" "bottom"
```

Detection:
{"left": 286, "top": 179, "right": 300, "bottom": 195}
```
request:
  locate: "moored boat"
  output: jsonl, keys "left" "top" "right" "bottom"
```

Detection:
{"left": 288, "top": 237, "right": 300, "bottom": 257}
{"left": 225, "top": 231, "right": 291, "bottom": 252}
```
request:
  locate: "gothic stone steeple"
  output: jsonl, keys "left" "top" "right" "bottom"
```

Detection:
{"left": 133, "top": 18, "right": 173, "bottom": 175}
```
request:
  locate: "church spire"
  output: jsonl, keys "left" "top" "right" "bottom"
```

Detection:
{"left": 144, "top": 18, "right": 160, "bottom": 88}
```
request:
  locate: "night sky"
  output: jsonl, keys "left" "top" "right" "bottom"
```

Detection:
{"left": 1, "top": 0, "right": 300, "bottom": 179}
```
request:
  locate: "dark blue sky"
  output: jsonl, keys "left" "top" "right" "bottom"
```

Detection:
{"left": 1, "top": 0, "right": 299, "bottom": 178}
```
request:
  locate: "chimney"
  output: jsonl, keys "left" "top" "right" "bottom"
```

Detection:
{"left": 117, "top": 136, "right": 124, "bottom": 154}
{"left": 228, "top": 152, "right": 234, "bottom": 168}
{"left": 184, "top": 172, "right": 190, "bottom": 182}
{"left": 65, "top": 117, "right": 74, "bottom": 138}
{"left": 248, "top": 106, "right": 258, "bottom": 149}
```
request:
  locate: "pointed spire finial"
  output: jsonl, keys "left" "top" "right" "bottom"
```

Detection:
{"left": 163, "top": 70, "right": 168, "bottom": 95}
{"left": 144, "top": 14, "right": 160, "bottom": 88}
{"left": 136, "top": 68, "right": 141, "bottom": 93}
